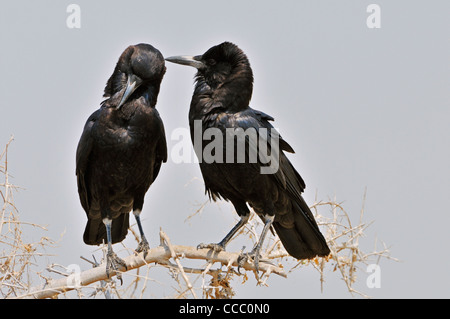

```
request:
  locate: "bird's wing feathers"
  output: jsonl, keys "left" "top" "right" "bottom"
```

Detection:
{"left": 151, "top": 115, "right": 168, "bottom": 184}
{"left": 75, "top": 110, "right": 100, "bottom": 213}
{"left": 252, "top": 109, "right": 295, "bottom": 153}
{"left": 229, "top": 108, "right": 306, "bottom": 194}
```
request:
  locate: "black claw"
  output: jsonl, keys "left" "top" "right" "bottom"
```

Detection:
{"left": 197, "top": 243, "right": 225, "bottom": 252}
{"left": 237, "top": 249, "right": 263, "bottom": 274}
{"left": 106, "top": 251, "right": 127, "bottom": 285}
{"left": 135, "top": 239, "right": 150, "bottom": 259}
{"left": 237, "top": 253, "right": 249, "bottom": 274}
{"left": 116, "top": 273, "right": 123, "bottom": 286}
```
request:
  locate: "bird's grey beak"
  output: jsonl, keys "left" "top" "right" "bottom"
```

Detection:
{"left": 165, "top": 55, "right": 205, "bottom": 70}
{"left": 117, "top": 74, "right": 143, "bottom": 109}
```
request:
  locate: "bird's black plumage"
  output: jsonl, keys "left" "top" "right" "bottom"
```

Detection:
{"left": 166, "top": 42, "right": 329, "bottom": 268}
{"left": 76, "top": 43, "right": 167, "bottom": 278}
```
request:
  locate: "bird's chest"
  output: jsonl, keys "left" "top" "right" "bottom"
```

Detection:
{"left": 95, "top": 109, "right": 153, "bottom": 148}
{"left": 91, "top": 113, "right": 154, "bottom": 177}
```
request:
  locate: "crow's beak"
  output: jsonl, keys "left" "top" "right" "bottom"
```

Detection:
{"left": 117, "top": 74, "right": 143, "bottom": 109}
{"left": 165, "top": 55, "right": 205, "bottom": 70}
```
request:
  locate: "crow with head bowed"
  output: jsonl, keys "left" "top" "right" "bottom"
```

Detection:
{"left": 166, "top": 42, "right": 329, "bottom": 271}
{"left": 76, "top": 43, "right": 167, "bottom": 281}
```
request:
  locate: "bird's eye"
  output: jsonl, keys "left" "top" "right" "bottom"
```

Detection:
{"left": 207, "top": 59, "right": 216, "bottom": 66}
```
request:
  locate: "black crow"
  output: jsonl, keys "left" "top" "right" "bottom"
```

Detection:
{"left": 166, "top": 42, "right": 329, "bottom": 271}
{"left": 76, "top": 43, "right": 167, "bottom": 280}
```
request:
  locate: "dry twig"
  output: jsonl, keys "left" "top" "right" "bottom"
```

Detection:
{"left": 14, "top": 229, "right": 287, "bottom": 299}
{"left": 0, "top": 137, "right": 56, "bottom": 298}
{"left": 1, "top": 138, "right": 397, "bottom": 299}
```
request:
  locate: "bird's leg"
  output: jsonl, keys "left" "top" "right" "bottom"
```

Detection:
{"left": 103, "top": 218, "right": 127, "bottom": 284}
{"left": 238, "top": 214, "right": 274, "bottom": 273}
{"left": 133, "top": 209, "right": 150, "bottom": 258}
{"left": 197, "top": 214, "right": 249, "bottom": 252}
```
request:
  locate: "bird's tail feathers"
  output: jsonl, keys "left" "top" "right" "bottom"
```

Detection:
{"left": 83, "top": 213, "right": 130, "bottom": 246}
{"left": 273, "top": 198, "right": 330, "bottom": 260}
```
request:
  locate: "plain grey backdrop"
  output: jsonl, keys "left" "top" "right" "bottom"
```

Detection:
{"left": 1, "top": 0, "right": 449, "bottom": 298}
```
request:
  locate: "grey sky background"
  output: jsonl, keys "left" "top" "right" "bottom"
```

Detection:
{"left": 1, "top": 1, "right": 449, "bottom": 298}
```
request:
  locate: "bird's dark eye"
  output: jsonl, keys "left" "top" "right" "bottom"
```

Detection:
{"left": 207, "top": 59, "right": 216, "bottom": 66}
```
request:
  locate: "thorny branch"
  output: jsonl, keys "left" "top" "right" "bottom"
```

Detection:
{"left": 306, "top": 192, "right": 400, "bottom": 298}
{"left": 14, "top": 229, "right": 287, "bottom": 299}
{"left": 1, "top": 138, "right": 397, "bottom": 299}
{"left": 0, "top": 136, "right": 57, "bottom": 299}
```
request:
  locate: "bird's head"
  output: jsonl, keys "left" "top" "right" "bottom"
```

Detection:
{"left": 166, "top": 42, "right": 253, "bottom": 103}
{"left": 104, "top": 43, "right": 166, "bottom": 109}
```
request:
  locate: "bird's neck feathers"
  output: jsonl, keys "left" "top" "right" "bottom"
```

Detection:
{"left": 102, "top": 79, "right": 161, "bottom": 109}
{"left": 193, "top": 67, "right": 254, "bottom": 115}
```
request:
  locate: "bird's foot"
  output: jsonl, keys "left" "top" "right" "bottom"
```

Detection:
{"left": 135, "top": 238, "right": 150, "bottom": 259}
{"left": 106, "top": 251, "right": 127, "bottom": 285}
{"left": 197, "top": 242, "right": 225, "bottom": 253}
{"left": 237, "top": 250, "right": 262, "bottom": 274}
